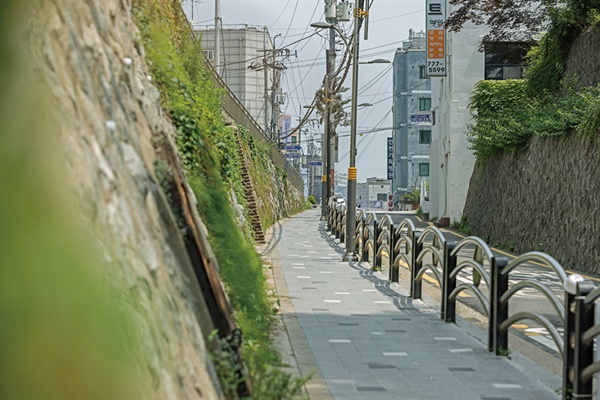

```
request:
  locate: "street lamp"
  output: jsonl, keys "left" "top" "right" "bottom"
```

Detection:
{"left": 310, "top": 22, "right": 350, "bottom": 49}
{"left": 359, "top": 58, "right": 391, "bottom": 64}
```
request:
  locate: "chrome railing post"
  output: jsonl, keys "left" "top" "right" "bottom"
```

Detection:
{"left": 563, "top": 278, "right": 596, "bottom": 399}
{"left": 491, "top": 256, "right": 509, "bottom": 354}
{"left": 388, "top": 221, "right": 396, "bottom": 281}
{"left": 361, "top": 216, "right": 369, "bottom": 263}
{"left": 411, "top": 231, "right": 423, "bottom": 299}
{"left": 373, "top": 218, "right": 380, "bottom": 268}
{"left": 354, "top": 213, "right": 361, "bottom": 255}
{"left": 442, "top": 241, "right": 457, "bottom": 322}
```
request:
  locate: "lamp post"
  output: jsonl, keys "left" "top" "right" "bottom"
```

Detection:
{"left": 342, "top": 1, "right": 366, "bottom": 261}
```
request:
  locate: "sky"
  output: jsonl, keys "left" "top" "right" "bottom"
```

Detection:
{"left": 182, "top": 0, "right": 426, "bottom": 182}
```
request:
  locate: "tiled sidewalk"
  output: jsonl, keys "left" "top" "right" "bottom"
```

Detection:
{"left": 269, "top": 209, "right": 560, "bottom": 400}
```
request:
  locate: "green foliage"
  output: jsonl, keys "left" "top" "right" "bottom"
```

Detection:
{"left": 208, "top": 330, "right": 247, "bottom": 398}
{"left": 496, "top": 346, "right": 512, "bottom": 358}
{"left": 416, "top": 206, "right": 423, "bottom": 218}
{"left": 307, "top": 195, "right": 317, "bottom": 205}
{"left": 468, "top": 80, "right": 600, "bottom": 159}
{"left": 1, "top": 2, "right": 139, "bottom": 397}
{"left": 134, "top": 0, "right": 307, "bottom": 396}
{"left": 451, "top": 214, "right": 471, "bottom": 236}
{"left": 402, "top": 188, "right": 421, "bottom": 204}
{"left": 525, "top": 1, "right": 599, "bottom": 96}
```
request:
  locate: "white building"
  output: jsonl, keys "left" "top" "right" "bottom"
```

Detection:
{"left": 194, "top": 25, "right": 283, "bottom": 137}
{"left": 428, "top": 8, "right": 529, "bottom": 224}
{"left": 428, "top": 20, "right": 488, "bottom": 223}
{"left": 357, "top": 177, "right": 391, "bottom": 210}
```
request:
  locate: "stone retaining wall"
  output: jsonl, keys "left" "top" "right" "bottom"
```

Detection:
{"left": 564, "top": 22, "right": 600, "bottom": 91}
{"left": 464, "top": 135, "right": 600, "bottom": 275}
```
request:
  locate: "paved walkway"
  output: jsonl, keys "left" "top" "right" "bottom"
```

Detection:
{"left": 266, "top": 209, "right": 561, "bottom": 400}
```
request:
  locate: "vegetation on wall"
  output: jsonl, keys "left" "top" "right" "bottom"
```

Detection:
{"left": 468, "top": 80, "right": 599, "bottom": 160}
{"left": 133, "top": 0, "right": 305, "bottom": 396}
{"left": 447, "top": 0, "right": 600, "bottom": 160}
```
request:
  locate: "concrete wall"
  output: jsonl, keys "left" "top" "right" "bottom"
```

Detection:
{"left": 463, "top": 135, "right": 600, "bottom": 275}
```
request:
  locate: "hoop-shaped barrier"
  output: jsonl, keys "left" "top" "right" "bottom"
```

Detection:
{"left": 319, "top": 207, "right": 597, "bottom": 399}
{"left": 445, "top": 236, "right": 495, "bottom": 345}
{"left": 493, "top": 252, "right": 567, "bottom": 357}
{"left": 362, "top": 213, "right": 378, "bottom": 263}
{"left": 375, "top": 214, "right": 394, "bottom": 271}
{"left": 563, "top": 281, "right": 599, "bottom": 399}
{"left": 411, "top": 227, "right": 446, "bottom": 300}
{"left": 390, "top": 219, "right": 416, "bottom": 283}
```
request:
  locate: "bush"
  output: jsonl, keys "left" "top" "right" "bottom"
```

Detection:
{"left": 307, "top": 195, "right": 317, "bottom": 205}
{"left": 468, "top": 80, "right": 600, "bottom": 160}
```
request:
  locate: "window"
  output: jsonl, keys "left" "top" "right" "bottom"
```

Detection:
{"left": 203, "top": 50, "right": 214, "bottom": 60}
{"left": 419, "top": 163, "right": 430, "bottom": 177}
{"left": 291, "top": 136, "right": 297, "bottom": 144}
{"left": 484, "top": 42, "right": 530, "bottom": 80}
{"left": 377, "top": 193, "right": 387, "bottom": 201}
{"left": 419, "top": 130, "right": 432, "bottom": 144}
{"left": 419, "top": 65, "right": 429, "bottom": 79}
{"left": 419, "top": 98, "right": 431, "bottom": 111}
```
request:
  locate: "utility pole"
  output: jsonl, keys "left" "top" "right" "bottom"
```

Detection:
{"left": 321, "top": 0, "right": 337, "bottom": 218}
{"left": 343, "top": 0, "right": 368, "bottom": 261}
{"left": 214, "top": 0, "right": 221, "bottom": 76}
{"left": 328, "top": 27, "right": 336, "bottom": 200}
{"left": 263, "top": 28, "right": 269, "bottom": 138}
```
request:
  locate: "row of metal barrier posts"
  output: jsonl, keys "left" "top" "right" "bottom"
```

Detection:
{"left": 326, "top": 203, "right": 599, "bottom": 400}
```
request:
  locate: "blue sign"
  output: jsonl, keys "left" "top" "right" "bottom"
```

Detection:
{"left": 285, "top": 153, "right": 301, "bottom": 159}
{"left": 307, "top": 161, "right": 322, "bottom": 166}
{"left": 387, "top": 137, "right": 393, "bottom": 180}
{"left": 285, "top": 145, "right": 301, "bottom": 151}
{"left": 411, "top": 114, "right": 431, "bottom": 124}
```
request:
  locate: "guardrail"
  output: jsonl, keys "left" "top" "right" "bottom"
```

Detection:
{"left": 325, "top": 205, "right": 599, "bottom": 400}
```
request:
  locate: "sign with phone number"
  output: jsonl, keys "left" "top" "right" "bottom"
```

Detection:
{"left": 426, "top": 0, "right": 447, "bottom": 77}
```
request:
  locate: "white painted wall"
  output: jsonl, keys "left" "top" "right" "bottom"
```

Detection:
{"left": 429, "top": 16, "right": 487, "bottom": 222}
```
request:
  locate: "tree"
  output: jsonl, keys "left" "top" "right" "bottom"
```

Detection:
{"left": 445, "top": 0, "right": 600, "bottom": 45}
{"left": 445, "top": 0, "right": 600, "bottom": 94}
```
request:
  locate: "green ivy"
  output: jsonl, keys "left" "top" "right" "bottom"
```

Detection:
{"left": 468, "top": 80, "right": 599, "bottom": 160}
{"left": 525, "top": 0, "right": 599, "bottom": 97}
{"left": 133, "top": 0, "right": 306, "bottom": 397}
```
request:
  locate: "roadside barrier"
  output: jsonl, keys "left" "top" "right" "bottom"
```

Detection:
{"left": 324, "top": 206, "right": 599, "bottom": 400}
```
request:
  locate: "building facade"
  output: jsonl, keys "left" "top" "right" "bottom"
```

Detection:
{"left": 391, "top": 30, "right": 432, "bottom": 207}
{"left": 195, "top": 25, "right": 284, "bottom": 137}
{"left": 428, "top": 17, "right": 488, "bottom": 222}
{"left": 357, "top": 177, "right": 391, "bottom": 210}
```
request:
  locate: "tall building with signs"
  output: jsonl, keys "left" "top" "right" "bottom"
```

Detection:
{"left": 391, "top": 30, "right": 431, "bottom": 205}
